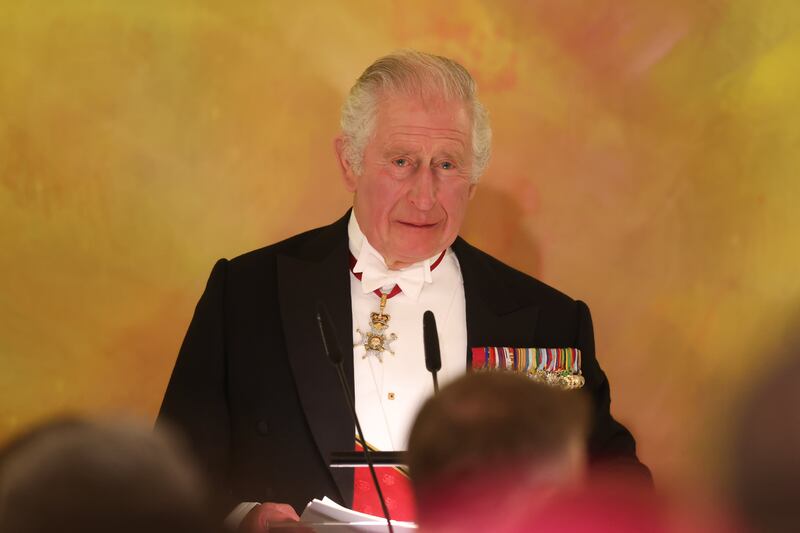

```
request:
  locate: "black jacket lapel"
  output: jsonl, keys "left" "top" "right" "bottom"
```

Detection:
{"left": 452, "top": 237, "right": 540, "bottom": 367}
{"left": 277, "top": 213, "right": 355, "bottom": 505}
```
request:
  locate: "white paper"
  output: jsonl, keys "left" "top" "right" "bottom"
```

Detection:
{"left": 299, "top": 497, "right": 417, "bottom": 532}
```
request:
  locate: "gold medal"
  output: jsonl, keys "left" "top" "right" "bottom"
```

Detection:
{"left": 355, "top": 293, "right": 398, "bottom": 362}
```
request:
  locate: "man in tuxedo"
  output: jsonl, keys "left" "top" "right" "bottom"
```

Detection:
{"left": 157, "top": 50, "right": 649, "bottom": 531}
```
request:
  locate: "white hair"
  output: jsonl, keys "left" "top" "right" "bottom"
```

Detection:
{"left": 340, "top": 50, "right": 492, "bottom": 183}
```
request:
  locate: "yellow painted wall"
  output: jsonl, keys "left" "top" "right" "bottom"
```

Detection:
{"left": 2, "top": 0, "right": 799, "bottom": 494}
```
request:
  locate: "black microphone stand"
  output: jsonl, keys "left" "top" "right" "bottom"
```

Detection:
{"left": 316, "top": 303, "right": 394, "bottom": 533}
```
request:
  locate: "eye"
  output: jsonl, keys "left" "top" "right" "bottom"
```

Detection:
{"left": 393, "top": 158, "right": 409, "bottom": 167}
{"left": 440, "top": 161, "right": 455, "bottom": 170}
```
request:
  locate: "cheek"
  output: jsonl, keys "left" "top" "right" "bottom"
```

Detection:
{"left": 358, "top": 173, "right": 407, "bottom": 227}
{"left": 371, "top": 175, "right": 408, "bottom": 212}
{"left": 370, "top": 175, "right": 398, "bottom": 199}
{"left": 441, "top": 186, "right": 472, "bottom": 219}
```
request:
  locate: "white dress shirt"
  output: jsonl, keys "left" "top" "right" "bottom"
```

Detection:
{"left": 348, "top": 212, "right": 468, "bottom": 451}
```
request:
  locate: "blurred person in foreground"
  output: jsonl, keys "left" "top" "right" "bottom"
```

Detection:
{"left": 409, "top": 371, "right": 736, "bottom": 533}
{"left": 407, "top": 371, "right": 590, "bottom": 532}
{"left": 730, "top": 329, "right": 800, "bottom": 533}
{"left": 0, "top": 417, "right": 215, "bottom": 533}
{"left": 157, "top": 49, "right": 649, "bottom": 531}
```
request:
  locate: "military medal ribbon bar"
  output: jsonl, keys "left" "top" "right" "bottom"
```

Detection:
{"left": 471, "top": 346, "right": 585, "bottom": 389}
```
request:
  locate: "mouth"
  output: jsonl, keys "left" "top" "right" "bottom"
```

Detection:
{"left": 397, "top": 221, "right": 440, "bottom": 229}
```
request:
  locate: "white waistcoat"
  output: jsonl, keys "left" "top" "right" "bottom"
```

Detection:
{"left": 348, "top": 213, "right": 468, "bottom": 451}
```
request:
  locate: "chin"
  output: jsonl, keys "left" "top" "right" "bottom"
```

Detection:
{"left": 389, "top": 227, "right": 453, "bottom": 262}
{"left": 393, "top": 242, "right": 444, "bottom": 264}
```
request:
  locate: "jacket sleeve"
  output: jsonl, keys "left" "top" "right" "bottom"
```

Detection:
{"left": 156, "top": 259, "right": 234, "bottom": 508}
{"left": 576, "top": 300, "right": 653, "bottom": 484}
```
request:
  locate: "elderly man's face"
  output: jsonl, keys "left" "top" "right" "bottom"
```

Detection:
{"left": 336, "top": 94, "right": 476, "bottom": 268}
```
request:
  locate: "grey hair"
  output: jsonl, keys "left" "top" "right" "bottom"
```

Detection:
{"left": 340, "top": 50, "right": 492, "bottom": 183}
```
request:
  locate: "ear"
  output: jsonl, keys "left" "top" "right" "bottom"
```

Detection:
{"left": 468, "top": 182, "right": 478, "bottom": 199}
{"left": 334, "top": 135, "right": 358, "bottom": 192}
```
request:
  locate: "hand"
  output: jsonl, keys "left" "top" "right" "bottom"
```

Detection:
{"left": 237, "top": 502, "right": 301, "bottom": 532}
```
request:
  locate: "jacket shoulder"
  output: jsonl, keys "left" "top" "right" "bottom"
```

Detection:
{"left": 455, "top": 237, "right": 581, "bottom": 311}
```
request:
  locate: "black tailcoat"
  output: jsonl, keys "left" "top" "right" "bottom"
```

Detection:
{"left": 157, "top": 212, "right": 649, "bottom": 513}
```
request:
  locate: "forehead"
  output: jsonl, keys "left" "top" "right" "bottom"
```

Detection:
{"left": 372, "top": 94, "right": 472, "bottom": 148}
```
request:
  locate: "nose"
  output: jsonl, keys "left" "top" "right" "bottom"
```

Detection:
{"left": 407, "top": 164, "right": 437, "bottom": 211}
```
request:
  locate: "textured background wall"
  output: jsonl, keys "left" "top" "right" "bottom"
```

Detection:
{"left": 2, "top": 0, "right": 799, "bottom": 496}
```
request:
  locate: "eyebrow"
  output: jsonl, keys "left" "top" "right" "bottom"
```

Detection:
{"left": 436, "top": 150, "right": 467, "bottom": 162}
{"left": 382, "top": 143, "right": 468, "bottom": 160}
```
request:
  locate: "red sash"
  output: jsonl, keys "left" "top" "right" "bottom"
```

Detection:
{"left": 351, "top": 443, "right": 416, "bottom": 522}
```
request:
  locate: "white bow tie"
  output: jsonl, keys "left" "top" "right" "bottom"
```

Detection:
{"left": 353, "top": 239, "right": 435, "bottom": 302}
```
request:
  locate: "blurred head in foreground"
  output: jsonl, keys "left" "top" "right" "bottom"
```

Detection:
{"left": 731, "top": 329, "right": 800, "bottom": 533}
{"left": 407, "top": 371, "right": 590, "bottom": 531}
{"left": 0, "top": 417, "right": 213, "bottom": 533}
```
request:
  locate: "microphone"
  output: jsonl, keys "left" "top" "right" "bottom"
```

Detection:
{"left": 317, "top": 301, "right": 344, "bottom": 365}
{"left": 315, "top": 301, "right": 394, "bottom": 533}
{"left": 423, "top": 311, "right": 441, "bottom": 394}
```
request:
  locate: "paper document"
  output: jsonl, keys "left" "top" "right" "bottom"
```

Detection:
{"left": 299, "top": 497, "right": 417, "bottom": 532}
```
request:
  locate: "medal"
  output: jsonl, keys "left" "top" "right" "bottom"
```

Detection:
{"left": 355, "top": 292, "right": 399, "bottom": 362}
{"left": 471, "top": 346, "right": 586, "bottom": 390}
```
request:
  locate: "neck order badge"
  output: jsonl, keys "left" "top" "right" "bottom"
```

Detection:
{"left": 350, "top": 251, "right": 446, "bottom": 362}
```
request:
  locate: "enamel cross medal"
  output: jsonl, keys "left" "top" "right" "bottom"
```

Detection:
{"left": 355, "top": 292, "right": 398, "bottom": 362}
